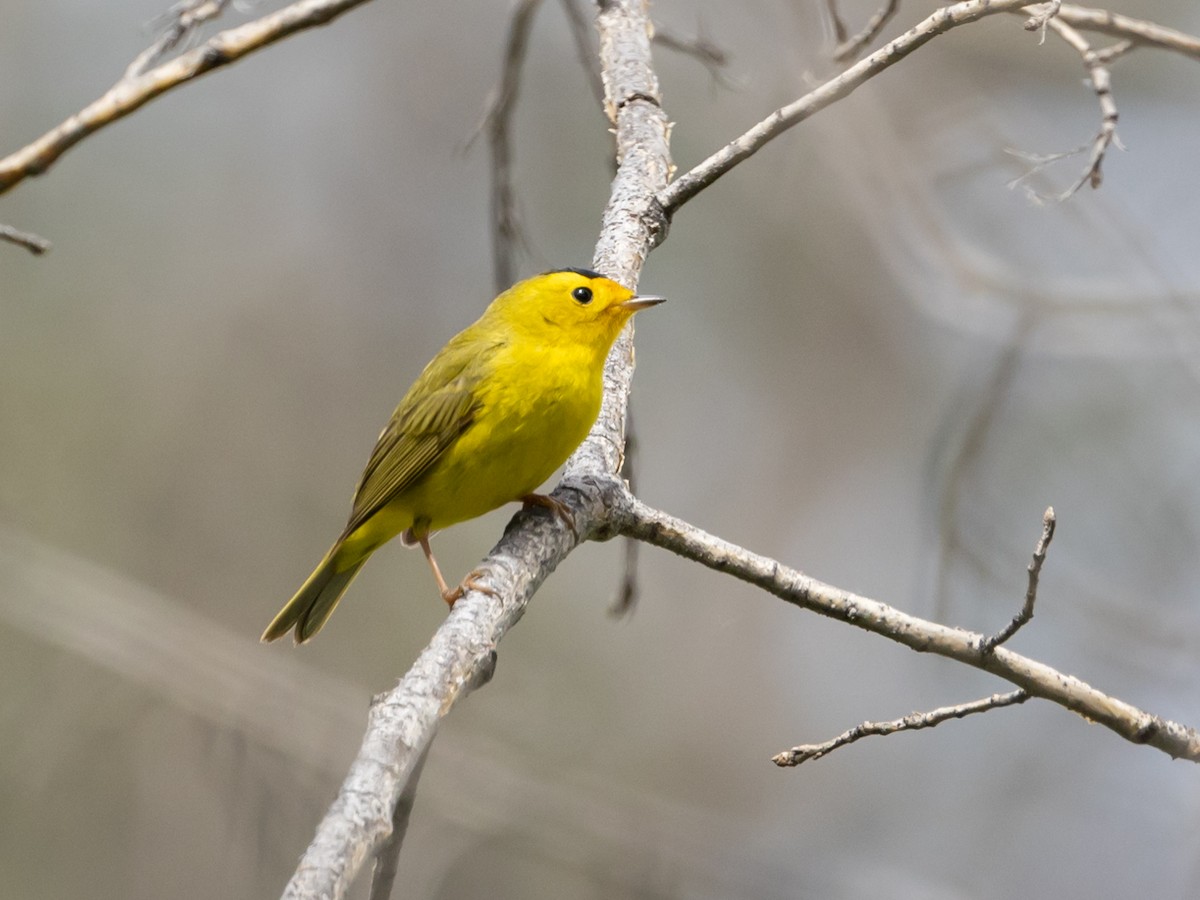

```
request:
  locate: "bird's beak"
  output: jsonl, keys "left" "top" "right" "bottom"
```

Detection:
{"left": 621, "top": 294, "right": 666, "bottom": 311}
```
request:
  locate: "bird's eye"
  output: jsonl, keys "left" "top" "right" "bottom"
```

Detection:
{"left": 572, "top": 286, "right": 593, "bottom": 304}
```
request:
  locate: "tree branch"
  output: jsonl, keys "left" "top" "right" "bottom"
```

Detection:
{"left": 0, "top": 0, "right": 380, "bottom": 195}
{"left": 1008, "top": 16, "right": 1127, "bottom": 202}
{"left": 829, "top": 0, "right": 901, "bottom": 63}
{"left": 1055, "top": 4, "right": 1200, "bottom": 59}
{"left": 773, "top": 690, "right": 1031, "bottom": 766}
{"left": 0, "top": 223, "right": 52, "bottom": 255}
{"left": 128, "top": 0, "right": 235, "bottom": 78}
{"left": 659, "top": 0, "right": 1200, "bottom": 215}
{"left": 473, "top": 0, "right": 544, "bottom": 292}
{"left": 982, "top": 507, "right": 1055, "bottom": 653}
{"left": 659, "top": 0, "right": 1032, "bottom": 215}
{"left": 615, "top": 493, "right": 1200, "bottom": 762}
{"left": 278, "top": 1, "right": 671, "bottom": 894}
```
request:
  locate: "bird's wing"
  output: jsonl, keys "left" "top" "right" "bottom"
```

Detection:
{"left": 342, "top": 335, "right": 501, "bottom": 537}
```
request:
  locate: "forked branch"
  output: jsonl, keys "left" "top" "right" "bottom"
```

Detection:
{"left": 0, "top": 0, "right": 381, "bottom": 195}
{"left": 615, "top": 493, "right": 1200, "bottom": 762}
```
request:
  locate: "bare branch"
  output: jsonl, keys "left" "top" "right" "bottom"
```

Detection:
{"left": 653, "top": 23, "right": 730, "bottom": 79}
{"left": 1023, "top": 0, "right": 1061, "bottom": 43}
{"left": 660, "top": 0, "right": 1200, "bottom": 214}
{"left": 473, "top": 0, "right": 543, "bottom": 292}
{"left": 617, "top": 495, "right": 1200, "bottom": 762}
{"left": 128, "top": 0, "right": 235, "bottom": 78}
{"left": 1056, "top": 4, "right": 1200, "bottom": 60}
{"left": 609, "top": 406, "right": 641, "bottom": 617}
{"left": 558, "top": 0, "right": 606, "bottom": 106}
{"left": 831, "top": 0, "right": 901, "bottom": 63}
{"left": 279, "top": 2, "right": 671, "bottom": 894}
{"left": 1009, "top": 16, "right": 1124, "bottom": 202}
{"left": 981, "top": 507, "right": 1056, "bottom": 653}
{"left": 824, "top": 0, "right": 850, "bottom": 45}
{"left": 773, "top": 691, "right": 1030, "bottom": 766}
{"left": 0, "top": 223, "right": 52, "bottom": 255}
{"left": 0, "top": 0, "right": 379, "bottom": 195}
{"left": 659, "top": 0, "right": 1032, "bottom": 215}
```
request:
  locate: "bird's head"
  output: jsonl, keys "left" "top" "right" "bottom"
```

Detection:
{"left": 491, "top": 268, "right": 664, "bottom": 352}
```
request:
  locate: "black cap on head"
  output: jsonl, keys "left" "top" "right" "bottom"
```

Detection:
{"left": 549, "top": 267, "right": 604, "bottom": 280}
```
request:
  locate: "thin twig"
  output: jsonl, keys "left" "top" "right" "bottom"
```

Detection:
{"left": 0, "top": 0, "right": 380, "bottom": 195}
{"left": 659, "top": 0, "right": 1200, "bottom": 215}
{"left": 472, "top": 0, "right": 543, "bottom": 292}
{"left": 0, "top": 224, "right": 52, "bottom": 255}
{"left": 609, "top": 405, "right": 640, "bottom": 617}
{"left": 653, "top": 24, "right": 730, "bottom": 79}
{"left": 1023, "top": 0, "right": 1061, "bottom": 43}
{"left": 558, "top": 0, "right": 606, "bottom": 106}
{"left": 1055, "top": 4, "right": 1200, "bottom": 60}
{"left": 774, "top": 691, "right": 1030, "bottom": 766}
{"left": 616, "top": 493, "right": 1200, "bottom": 762}
{"left": 659, "top": 0, "right": 1033, "bottom": 215}
{"left": 824, "top": 0, "right": 850, "bottom": 45}
{"left": 981, "top": 507, "right": 1056, "bottom": 653}
{"left": 832, "top": 0, "right": 901, "bottom": 63}
{"left": 128, "top": 0, "right": 235, "bottom": 77}
{"left": 1008, "top": 17, "right": 1125, "bottom": 202}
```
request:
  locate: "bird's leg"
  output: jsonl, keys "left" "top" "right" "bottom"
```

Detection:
{"left": 417, "top": 533, "right": 459, "bottom": 605}
{"left": 520, "top": 492, "right": 578, "bottom": 540}
{"left": 418, "top": 534, "right": 497, "bottom": 606}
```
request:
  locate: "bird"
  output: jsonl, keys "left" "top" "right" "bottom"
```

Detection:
{"left": 261, "top": 268, "right": 664, "bottom": 644}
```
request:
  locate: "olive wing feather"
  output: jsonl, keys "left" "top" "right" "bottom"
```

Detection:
{"left": 342, "top": 336, "right": 502, "bottom": 537}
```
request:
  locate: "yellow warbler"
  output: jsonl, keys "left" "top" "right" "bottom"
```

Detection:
{"left": 262, "top": 268, "right": 663, "bottom": 644}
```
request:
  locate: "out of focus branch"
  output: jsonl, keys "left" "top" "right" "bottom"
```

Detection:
{"left": 559, "top": 0, "right": 606, "bottom": 106}
{"left": 0, "top": 223, "right": 51, "bottom": 255}
{"left": 0, "top": 0, "right": 380, "bottom": 195}
{"left": 827, "top": 0, "right": 901, "bottom": 63}
{"left": 473, "top": 0, "right": 543, "bottom": 292}
{"left": 652, "top": 23, "right": 730, "bottom": 82}
{"left": 128, "top": 0, "right": 235, "bottom": 77}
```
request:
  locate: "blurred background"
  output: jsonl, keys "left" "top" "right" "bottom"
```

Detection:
{"left": 3, "top": 0, "right": 1200, "bottom": 897}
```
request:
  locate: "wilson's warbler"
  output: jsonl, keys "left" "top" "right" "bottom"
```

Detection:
{"left": 262, "top": 268, "right": 663, "bottom": 644}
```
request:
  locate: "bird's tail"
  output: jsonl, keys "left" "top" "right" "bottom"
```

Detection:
{"left": 261, "top": 544, "right": 366, "bottom": 644}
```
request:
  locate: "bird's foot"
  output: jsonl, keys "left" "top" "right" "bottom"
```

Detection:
{"left": 520, "top": 493, "right": 578, "bottom": 540}
{"left": 443, "top": 569, "right": 498, "bottom": 606}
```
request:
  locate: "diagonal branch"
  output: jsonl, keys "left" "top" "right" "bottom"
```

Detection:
{"left": 0, "top": 0, "right": 381, "bottom": 195}
{"left": 830, "top": 0, "right": 901, "bottom": 63}
{"left": 614, "top": 493, "right": 1200, "bottom": 762}
{"left": 773, "top": 690, "right": 1031, "bottom": 766}
{"left": 0, "top": 223, "right": 52, "bottom": 255}
{"left": 658, "top": 0, "right": 1032, "bottom": 215}
{"left": 1055, "top": 4, "right": 1200, "bottom": 59}
{"left": 659, "top": 0, "right": 1200, "bottom": 215}
{"left": 128, "top": 0, "right": 235, "bottom": 78}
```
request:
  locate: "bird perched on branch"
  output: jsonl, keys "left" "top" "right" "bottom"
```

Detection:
{"left": 262, "top": 268, "right": 663, "bottom": 644}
